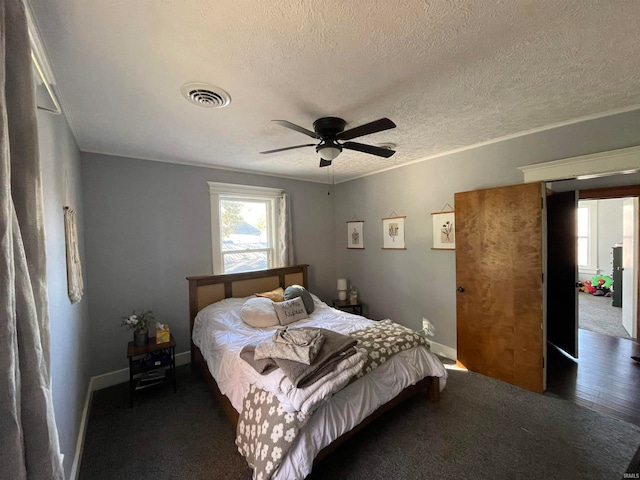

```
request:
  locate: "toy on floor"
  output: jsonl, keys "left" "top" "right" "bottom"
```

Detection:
{"left": 592, "top": 275, "right": 613, "bottom": 289}
{"left": 581, "top": 280, "right": 596, "bottom": 294}
{"left": 577, "top": 277, "right": 613, "bottom": 296}
{"left": 593, "top": 278, "right": 606, "bottom": 296}
{"left": 593, "top": 277, "right": 612, "bottom": 296}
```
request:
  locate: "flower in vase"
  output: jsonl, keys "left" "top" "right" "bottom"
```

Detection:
{"left": 121, "top": 310, "right": 155, "bottom": 332}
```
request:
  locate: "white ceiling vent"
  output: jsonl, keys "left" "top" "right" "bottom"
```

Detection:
{"left": 181, "top": 82, "right": 231, "bottom": 108}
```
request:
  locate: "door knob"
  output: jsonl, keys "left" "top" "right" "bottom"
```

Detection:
{"left": 457, "top": 287, "right": 465, "bottom": 293}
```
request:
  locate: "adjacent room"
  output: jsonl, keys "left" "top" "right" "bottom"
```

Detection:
{"left": 4, "top": 1, "right": 640, "bottom": 479}
{"left": 544, "top": 186, "right": 640, "bottom": 430}
{"left": 578, "top": 197, "right": 635, "bottom": 340}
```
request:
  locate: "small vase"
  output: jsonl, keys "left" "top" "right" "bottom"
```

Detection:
{"left": 349, "top": 290, "right": 358, "bottom": 304}
{"left": 133, "top": 328, "right": 148, "bottom": 347}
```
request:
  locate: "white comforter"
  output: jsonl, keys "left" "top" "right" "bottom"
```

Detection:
{"left": 193, "top": 295, "right": 448, "bottom": 480}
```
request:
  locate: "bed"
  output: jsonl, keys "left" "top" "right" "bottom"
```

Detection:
{"left": 187, "top": 264, "right": 447, "bottom": 479}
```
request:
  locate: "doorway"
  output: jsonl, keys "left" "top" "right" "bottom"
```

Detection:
{"left": 546, "top": 185, "right": 640, "bottom": 425}
{"left": 577, "top": 197, "right": 637, "bottom": 340}
{"left": 579, "top": 187, "right": 639, "bottom": 341}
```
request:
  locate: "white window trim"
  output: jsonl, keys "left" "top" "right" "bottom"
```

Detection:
{"left": 26, "top": 7, "right": 62, "bottom": 114}
{"left": 208, "top": 182, "right": 283, "bottom": 274}
{"left": 578, "top": 200, "right": 598, "bottom": 273}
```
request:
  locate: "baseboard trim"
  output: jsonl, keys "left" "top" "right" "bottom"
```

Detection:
{"left": 70, "top": 351, "right": 191, "bottom": 479}
{"left": 429, "top": 341, "right": 457, "bottom": 361}
{"left": 69, "top": 377, "right": 94, "bottom": 480}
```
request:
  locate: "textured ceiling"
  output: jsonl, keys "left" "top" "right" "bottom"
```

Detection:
{"left": 27, "top": 0, "right": 640, "bottom": 183}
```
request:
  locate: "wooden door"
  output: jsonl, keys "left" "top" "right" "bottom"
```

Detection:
{"left": 546, "top": 191, "right": 578, "bottom": 357}
{"left": 455, "top": 182, "right": 544, "bottom": 393}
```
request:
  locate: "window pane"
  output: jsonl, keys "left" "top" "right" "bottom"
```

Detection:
{"left": 577, "top": 207, "right": 588, "bottom": 237}
{"left": 577, "top": 238, "right": 588, "bottom": 266}
{"left": 220, "top": 200, "right": 268, "bottom": 252}
{"left": 223, "top": 251, "right": 268, "bottom": 273}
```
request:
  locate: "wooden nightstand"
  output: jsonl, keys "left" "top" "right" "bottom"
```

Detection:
{"left": 332, "top": 299, "right": 363, "bottom": 316}
{"left": 127, "top": 334, "right": 177, "bottom": 407}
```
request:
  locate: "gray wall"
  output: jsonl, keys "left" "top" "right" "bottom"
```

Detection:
{"left": 335, "top": 109, "right": 640, "bottom": 351}
{"left": 39, "top": 109, "right": 91, "bottom": 478}
{"left": 80, "top": 153, "right": 336, "bottom": 375}
{"left": 597, "top": 198, "right": 624, "bottom": 276}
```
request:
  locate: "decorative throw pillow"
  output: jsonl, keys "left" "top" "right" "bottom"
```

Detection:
{"left": 284, "top": 285, "right": 315, "bottom": 314}
{"left": 273, "top": 297, "right": 309, "bottom": 326}
{"left": 240, "top": 297, "right": 280, "bottom": 328}
{"left": 255, "top": 287, "right": 285, "bottom": 302}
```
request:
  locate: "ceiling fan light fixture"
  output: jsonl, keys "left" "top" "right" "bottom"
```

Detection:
{"left": 316, "top": 140, "right": 342, "bottom": 161}
{"left": 318, "top": 146, "right": 341, "bottom": 161}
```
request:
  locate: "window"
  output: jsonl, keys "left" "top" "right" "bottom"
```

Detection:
{"left": 577, "top": 200, "right": 597, "bottom": 272}
{"left": 208, "top": 182, "right": 285, "bottom": 274}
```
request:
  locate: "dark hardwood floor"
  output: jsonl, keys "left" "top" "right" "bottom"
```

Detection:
{"left": 546, "top": 328, "right": 640, "bottom": 426}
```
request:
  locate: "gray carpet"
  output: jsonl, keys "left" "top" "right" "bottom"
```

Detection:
{"left": 79, "top": 365, "right": 640, "bottom": 480}
{"left": 579, "top": 291, "right": 631, "bottom": 339}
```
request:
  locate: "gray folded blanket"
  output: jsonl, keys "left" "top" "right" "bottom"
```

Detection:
{"left": 240, "top": 328, "right": 358, "bottom": 388}
{"left": 254, "top": 327, "right": 325, "bottom": 365}
{"left": 275, "top": 329, "right": 357, "bottom": 388}
{"left": 240, "top": 345, "right": 278, "bottom": 375}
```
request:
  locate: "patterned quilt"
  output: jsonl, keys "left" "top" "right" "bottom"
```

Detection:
{"left": 348, "top": 319, "right": 428, "bottom": 379}
{"left": 236, "top": 320, "right": 427, "bottom": 479}
{"left": 236, "top": 385, "right": 308, "bottom": 480}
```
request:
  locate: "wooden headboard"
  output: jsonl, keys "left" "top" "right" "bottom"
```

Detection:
{"left": 186, "top": 264, "right": 309, "bottom": 365}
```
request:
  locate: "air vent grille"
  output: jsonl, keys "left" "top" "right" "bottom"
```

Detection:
{"left": 181, "top": 83, "right": 231, "bottom": 108}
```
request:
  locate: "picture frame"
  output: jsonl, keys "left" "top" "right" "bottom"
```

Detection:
{"left": 432, "top": 211, "right": 455, "bottom": 250}
{"left": 382, "top": 216, "right": 406, "bottom": 250}
{"left": 347, "top": 221, "right": 364, "bottom": 249}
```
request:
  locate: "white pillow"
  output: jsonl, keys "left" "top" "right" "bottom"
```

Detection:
{"left": 273, "top": 297, "right": 309, "bottom": 326}
{"left": 240, "top": 297, "right": 280, "bottom": 328}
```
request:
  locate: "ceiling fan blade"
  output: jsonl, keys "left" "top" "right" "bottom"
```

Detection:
{"left": 337, "top": 118, "right": 396, "bottom": 140}
{"left": 260, "top": 143, "right": 315, "bottom": 154}
{"left": 272, "top": 120, "right": 320, "bottom": 139}
{"left": 319, "top": 159, "right": 332, "bottom": 168}
{"left": 342, "top": 141, "right": 396, "bottom": 158}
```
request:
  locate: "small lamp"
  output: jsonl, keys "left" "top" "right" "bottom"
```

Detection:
{"left": 337, "top": 278, "right": 348, "bottom": 300}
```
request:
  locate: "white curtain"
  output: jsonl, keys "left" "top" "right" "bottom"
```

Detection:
{"left": 277, "top": 193, "right": 293, "bottom": 267}
{"left": 0, "top": 0, "right": 65, "bottom": 478}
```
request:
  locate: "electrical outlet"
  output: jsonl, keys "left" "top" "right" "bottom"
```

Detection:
{"left": 422, "top": 318, "right": 435, "bottom": 336}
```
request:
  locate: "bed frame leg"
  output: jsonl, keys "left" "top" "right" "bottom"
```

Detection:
{"left": 428, "top": 376, "right": 440, "bottom": 403}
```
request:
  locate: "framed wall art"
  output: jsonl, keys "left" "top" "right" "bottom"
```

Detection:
{"left": 347, "top": 220, "right": 364, "bottom": 249}
{"left": 432, "top": 210, "right": 455, "bottom": 250}
{"left": 382, "top": 216, "right": 406, "bottom": 250}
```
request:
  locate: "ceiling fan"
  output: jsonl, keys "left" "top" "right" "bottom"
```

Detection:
{"left": 260, "top": 117, "right": 397, "bottom": 167}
